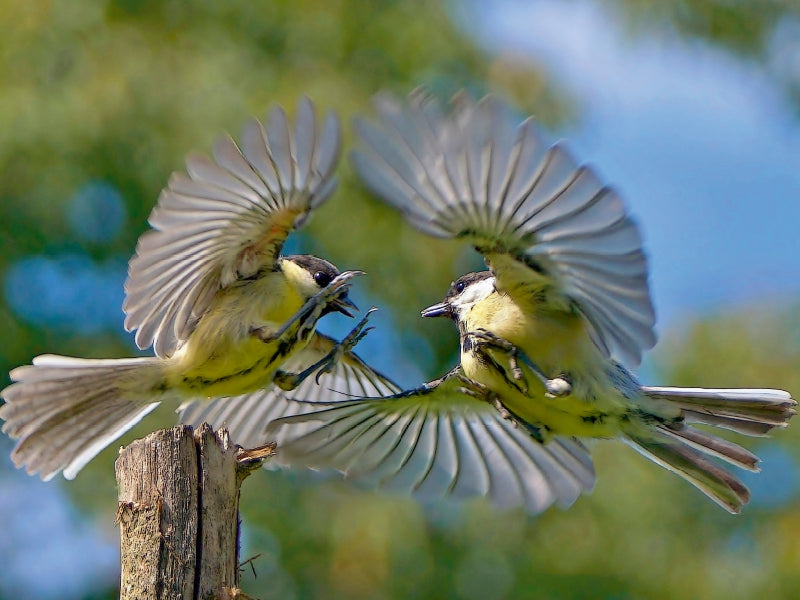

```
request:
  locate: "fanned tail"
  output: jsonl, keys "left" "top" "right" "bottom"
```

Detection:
{"left": 0, "top": 355, "right": 166, "bottom": 480}
{"left": 626, "top": 386, "right": 795, "bottom": 513}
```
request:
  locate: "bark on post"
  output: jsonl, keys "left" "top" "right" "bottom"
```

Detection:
{"left": 115, "top": 424, "right": 274, "bottom": 600}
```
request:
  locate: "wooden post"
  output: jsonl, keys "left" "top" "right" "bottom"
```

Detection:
{"left": 115, "top": 424, "right": 275, "bottom": 600}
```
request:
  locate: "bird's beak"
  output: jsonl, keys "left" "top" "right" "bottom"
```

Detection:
{"left": 330, "top": 295, "right": 358, "bottom": 318}
{"left": 421, "top": 301, "right": 451, "bottom": 318}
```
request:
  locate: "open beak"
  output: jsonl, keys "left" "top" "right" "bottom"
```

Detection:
{"left": 420, "top": 301, "right": 451, "bottom": 318}
{"left": 330, "top": 295, "right": 358, "bottom": 318}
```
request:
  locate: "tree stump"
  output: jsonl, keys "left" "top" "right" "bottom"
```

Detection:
{"left": 115, "top": 424, "right": 274, "bottom": 600}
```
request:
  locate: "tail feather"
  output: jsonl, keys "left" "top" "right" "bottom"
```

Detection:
{"left": 628, "top": 386, "right": 796, "bottom": 513}
{"left": 680, "top": 411, "right": 775, "bottom": 437}
{"left": 0, "top": 355, "right": 165, "bottom": 480}
{"left": 624, "top": 430, "right": 750, "bottom": 513}
{"left": 642, "top": 386, "right": 796, "bottom": 434}
{"left": 656, "top": 424, "right": 759, "bottom": 471}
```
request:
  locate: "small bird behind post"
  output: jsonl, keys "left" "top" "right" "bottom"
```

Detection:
{"left": 267, "top": 90, "right": 796, "bottom": 515}
{"left": 0, "top": 97, "right": 398, "bottom": 481}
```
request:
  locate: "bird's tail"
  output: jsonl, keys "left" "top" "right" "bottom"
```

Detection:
{"left": 623, "top": 386, "right": 796, "bottom": 513}
{"left": 0, "top": 354, "right": 168, "bottom": 480}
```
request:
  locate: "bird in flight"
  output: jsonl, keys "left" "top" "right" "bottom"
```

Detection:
{"left": 267, "top": 90, "right": 796, "bottom": 515}
{"left": 0, "top": 97, "right": 397, "bottom": 480}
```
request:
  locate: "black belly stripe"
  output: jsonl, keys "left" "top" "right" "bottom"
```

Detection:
{"left": 181, "top": 339, "right": 297, "bottom": 390}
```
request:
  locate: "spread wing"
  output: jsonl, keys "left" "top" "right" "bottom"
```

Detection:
{"left": 266, "top": 368, "right": 595, "bottom": 515}
{"left": 351, "top": 90, "right": 655, "bottom": 366}
{"left": 124, "top": 97, "right": 341, "bottom": 357}
{"left": 178, "top": 332, "right": 399, "bottom": 450}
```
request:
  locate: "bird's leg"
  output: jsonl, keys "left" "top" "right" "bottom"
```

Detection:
{"left": 468, "top": 329, "right": 572, "bottom": 398}
{"left": 454, "top": 373, "right": 495, "bottom": 400}
{"left": 488, "top": 394, "right": 548, "bottom": 443}
{"left": 466, "top": 330, "right": 528, "bottom": 393}
{"left": 273, "top": 308, "right": 377, "bottom": 391}
{"left": 455, "top": 373, "right": 549, "bottom": 443}
{"left": 251, "top": 271, "right": 362, "bottom": 346}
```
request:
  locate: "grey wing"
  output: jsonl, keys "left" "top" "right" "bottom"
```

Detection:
{"left": 266, "top": 369, "right": 595, "bottom": 515}
{"left": 124, "top": 97, "right": 342, "bottom": 357}
{"left": 352, "top": 90, "right": 655, "bottom": 366}
{"left": 178, "top": 333, "right": 399, "bottom": 450}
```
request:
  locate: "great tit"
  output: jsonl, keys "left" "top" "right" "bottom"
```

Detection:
{"left": 267, "top": 91, "right": 795, "bottom": 514}
{"left": 0, "top": 97, "right": 397, "bottom": 481}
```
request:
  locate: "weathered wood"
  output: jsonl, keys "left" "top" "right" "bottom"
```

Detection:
{"left": 115, "top": 424, "right": 274, "bottom": 600}
{"left": 195, "top": 426, "right": 238, "bottom": 599}
{"left": 117, "top": 426, "right": 199, "bottom": 600}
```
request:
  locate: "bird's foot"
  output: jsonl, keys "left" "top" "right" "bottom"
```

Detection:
{"left": 468, "top": 329, "right": 528, "bottom": 392}
{"left": 273, "top": 307, "right": 377, "bottom": 391}
{"left": 312, "top": 307, "right": 377, "bottom": 384}
{"left": 250, "top": 271, "right": 363, "bottom": 346}
{"left": 469, "top": 329, "right": 571, "bottom": 398}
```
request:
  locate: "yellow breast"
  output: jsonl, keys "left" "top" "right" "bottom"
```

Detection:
{"left": 460, "top": 290, "right": 626, "bottom": 438}
{"left": 166, "top": 271, "right": 311, "bottom": 397}
{"left": 462, "top": 291, "right": 602, "bottom": 377}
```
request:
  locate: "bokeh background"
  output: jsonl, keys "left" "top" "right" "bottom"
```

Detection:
{"left": 1, "top": 0, "right": 800, "bottom": 598}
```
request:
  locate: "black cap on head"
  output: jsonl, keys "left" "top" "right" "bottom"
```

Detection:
{"left": 285, "top": 254, "right": 340, "bottom": 286}
{"left": 285, "top": 254, "right": 357, "bottom": 317}
{"left": 443, "top": 271, "right": 493, "bottom": 303}
{"left": 421, "top": 271, "right": 492, "bottom": 319}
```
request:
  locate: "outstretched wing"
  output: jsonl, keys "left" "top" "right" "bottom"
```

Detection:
{"left": 352, "top": 90, "right": 655, "bottom": 366}
{"left": 124, "top": 97, "right": 342, "bottom": 357}
{"left": 178, "top": 333, "right": 399, "bottom": 450}
{"left": 266, "top": 368, "right": 595, "bottom": 515}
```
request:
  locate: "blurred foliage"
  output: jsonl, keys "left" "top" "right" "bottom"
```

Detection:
{"left": 0, "top": 0, "right": 798, "bottom": 599}
{"left": 615, "top": 0, "right": 800, "bottom": 111}
{"left": 617, "top": 0, "right": 798, "bottom": 56}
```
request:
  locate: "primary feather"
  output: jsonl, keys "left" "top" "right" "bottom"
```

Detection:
{"left": 352, "top": 91, "right": 655, "bottom": 367}
{"left": 125, "top": 97, "right": 341, "bottom": 358}
{"left": 269, "top": 369, "right": 596, "bottom": 514}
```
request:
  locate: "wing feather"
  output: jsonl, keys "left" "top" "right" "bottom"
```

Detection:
{"left": 267, "top": 369, "right": 595, "bottom": 514}
{"left": 352, "top": 91, "right": 655, "bottom": 366}
{"left": 177, "top": 332, "right": 399, "bottom": 450}
{"left": 124, "top": 98, "right": 342, "bottom": 357}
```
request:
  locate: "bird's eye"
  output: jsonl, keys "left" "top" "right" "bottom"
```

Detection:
{"left": 455, "top": 281, "right": 465, "bottom": 294}
{"left": 314, "top": 271, "right": 332, "bottom": 287}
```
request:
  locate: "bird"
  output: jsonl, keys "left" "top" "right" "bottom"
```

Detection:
{"left": 0, "top": 97, "right": 398, "bottom": 481}
{"left": 265, "top": 90, "right": 796, "bottom": 515}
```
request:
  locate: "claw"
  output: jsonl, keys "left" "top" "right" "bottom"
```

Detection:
{"left": 313, "top": 307, "right": 378, "bottom": 384}
{"left": 266, "top": 271, "right": 366, "bottom": 347}
{"left": 468, "top": 329, "right": 570, "bottom": 398}
{"left": 493, "top": 397, "right": 514, "bottom": 422}
{"left": 468, "top": 329, "right": 529, "bottom": 393}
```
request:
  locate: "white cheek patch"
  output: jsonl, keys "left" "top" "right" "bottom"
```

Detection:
{"left": 454, "top": 277, "right": 497, "bottom": 313}
{"left": 282, "top": 261, "right": 321, "bottom": 299}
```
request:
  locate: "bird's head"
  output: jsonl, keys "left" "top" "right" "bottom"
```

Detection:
{"left": 283, "top": 254, "right": 358, "bottom": 317}
{"left": 421, "top": 271, "right": 495, "bottom": 323}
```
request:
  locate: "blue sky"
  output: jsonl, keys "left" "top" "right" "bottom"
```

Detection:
{"left": 466, "top": 0, "right": 800, "bottom": 329}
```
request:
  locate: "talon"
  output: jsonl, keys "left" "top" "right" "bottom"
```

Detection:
{"left": 493, "top": 398, "right": 512, "bottom": 421}
{"left": 506, "top": 355, "right": 528, "bottom": 394}
{"left": 341, "top": 308, "right": 378, "bottom": 348}
{"left": 309, "top": 308, "right": 378, "bottom": 385}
